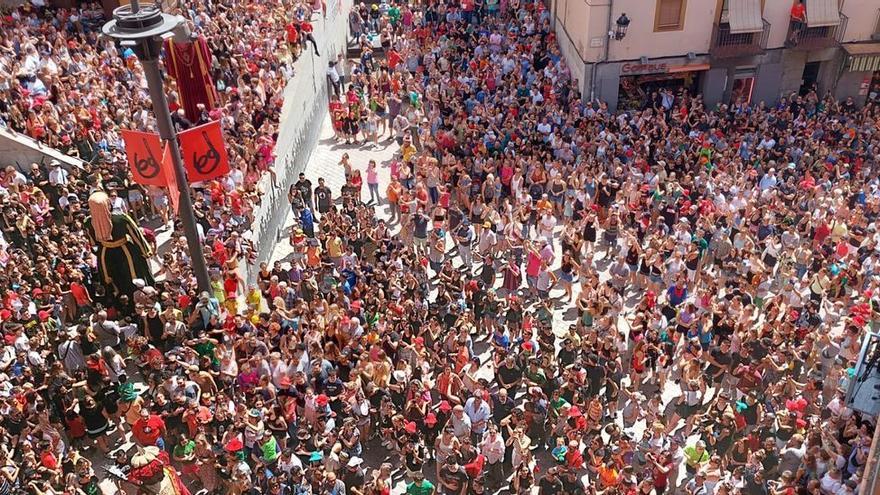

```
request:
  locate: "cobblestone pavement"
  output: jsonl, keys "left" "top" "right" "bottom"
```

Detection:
{"left": 268, "top": 113, "right": 695, "bottom": 494}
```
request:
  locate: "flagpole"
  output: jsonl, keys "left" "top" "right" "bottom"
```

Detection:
{"left": 103, "top": 3, "right": 212, "bottom": 294}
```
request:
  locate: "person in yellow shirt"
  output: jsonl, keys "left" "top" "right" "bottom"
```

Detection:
{"left": 829, "top": 218, "right": 848, "bottom": 243}
{"left": 327, "top": 234, "right": 344, "bottom": 267}
{"left": 245, "top": 284, "right": 263, "bottom": 312}
{"left": 210, "top": 272, "right": 226, "bottom": 307}
{"left": 401, "top": 137, "right": 417, "bottom": 162}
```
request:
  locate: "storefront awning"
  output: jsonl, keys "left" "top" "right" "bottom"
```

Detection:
{"left": 667, "top": 63, "right": 711, "bottom": 74}
{"left": 805, "top": 0, "right": 840, "bottom": 27}
{"left": 844, "top": 43, "right": 880, "bottom": 72}
{"left": 728, "top": 0, "right": 764, "bottom": 34}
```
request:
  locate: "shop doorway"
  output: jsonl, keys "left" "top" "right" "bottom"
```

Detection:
{"left": 800, "top": 61, "right": 821, "bottom": 95}
{"left": 729, "top": 67, "right": 756, "bottom": 105}
{"left": 618, "top": 71, "right": 703, "bottom": 110}
{"left": 730, "top": 77, "right": 755, "bottom": 105}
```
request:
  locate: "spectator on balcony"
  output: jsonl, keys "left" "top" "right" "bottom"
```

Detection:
{"left": 789, "top": 0, "right": 806, "bottom": 45}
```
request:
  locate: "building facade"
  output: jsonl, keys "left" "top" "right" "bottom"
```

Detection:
{"left": 553, "top": 0, "right": 880, "bottom": 110}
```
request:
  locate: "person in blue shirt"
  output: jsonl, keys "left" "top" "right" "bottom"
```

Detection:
{"left": 667, "top": 280, "right": 688, "bottom": 307}
{"left": 300, "top": 207, "right": 314, "bottom": 237}
{"left": 663, "top": 280, "right": 689, "bottom": 323}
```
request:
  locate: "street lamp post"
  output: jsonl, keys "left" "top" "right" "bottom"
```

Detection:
{"left": 103, "top": 0, "right": 212, "bottom": 293}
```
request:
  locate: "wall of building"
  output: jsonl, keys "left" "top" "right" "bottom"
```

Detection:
{"left": 605, "top": 0, "right": 714, "bottom": 62}
{"left": 701, "top": 67, "right": 727, "bottom": 108}
{"left": 554, "top": 17, "right": 590, "bottom": 95}
{"left": 836, "top": 70, "right": 874, "bottom": 101}
{"left": 245, "top": 0, "right": 351, "bottom": 284}
{"left": 554, "top": 0, "right": 597, "bottom": 62}
{"left": 764, "top": 0, "right": 794, "bottom": 49}
{"left": 748, "top": 50, "right": 783, "bottom": 105}
{"left": 779, "top": 49, "right": 808, "bottom": 96}
{"left": 0, "top": 128, "right": 85, "bottom": 172}
{"left": 841, "top": 0, "right": 879, "bottom": 42}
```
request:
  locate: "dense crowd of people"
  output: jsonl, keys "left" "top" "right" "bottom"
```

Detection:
{"left": 0, "top": 0, "right": 877, "bottom": 494}
{"left": 0, "top": 0, "right": 323, "bottom": 276}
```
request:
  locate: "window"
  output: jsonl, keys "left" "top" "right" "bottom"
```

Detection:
{"left": 655, "top": 0, "right": 686, "bottom": 31}
{"left": 720, "top": 0, "right": 765, "bottom": 24}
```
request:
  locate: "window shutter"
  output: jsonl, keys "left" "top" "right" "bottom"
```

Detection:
{"left": 657, "top": 0, "right": 683, "bottom": 28}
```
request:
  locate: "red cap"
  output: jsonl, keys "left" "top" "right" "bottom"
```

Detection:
{"left": 414, "top": 336, "right": 425, "bottom": 345}
{"left": 37, "top": 311, "right": 50, "bottom": 322}
{"left": 568, "top": 406, "right": 582, "bottom": 418}
{"left": 32, "top": 288, "right": 43, "bottom": 297}
{"left": 224, "top": 437, "right": 244, "bottom": 452}
{"left": 315, "top": 394, "right": 329, "bottom": 406}
{"left": 438, "top": 401, "right": 452, "bottom": 413}
{"left": 405, "top": 421, "right": 417, "bottom": 434}
{"left": 522, "top": 342, "right": 534, "bottom": 352}
{"left": 0, "top": 309, "right": 11, "bottom": 321}
{"left": 279, "top": 376, "right": 292, "bottom": 388}
{"left": 425, "top": 413, "right": 437, "bottom": 425}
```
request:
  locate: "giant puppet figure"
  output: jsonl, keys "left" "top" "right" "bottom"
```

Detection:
{"left": 84, "top": 191, "right": 154, "bottom": 296}
{"left": 128, "top": 446, "right": 191, "bottom": 495}
{"left": 164, "top": 36, "right": 218, "bottom": 123}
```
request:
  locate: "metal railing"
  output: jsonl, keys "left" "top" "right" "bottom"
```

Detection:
{"left": 786, "top": 12, "right": 848, "bottom": 50}
{"left": 709, "top": 19, "right": 770, "bottom": 58}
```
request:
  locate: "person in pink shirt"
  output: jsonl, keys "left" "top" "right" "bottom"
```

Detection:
{"left": 525, "top": 240, "right": 543, "bottom": 298}
{"left": 539, "top": 238, "right": 555, "bottom": 266}
{"left": 366, "top": 160, "right": 380, "bottom": 204}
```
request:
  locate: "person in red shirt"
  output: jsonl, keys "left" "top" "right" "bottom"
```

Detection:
{"left": 285, "top": 20, "right": 301, "bottom": 59}
{"left": 790, "top": 0, "right": 806, "bottom": 21}
{"left": 132, "top": 408, "right": 167, "bottom": 450}
{"left": 299, "top": 20, "right": 320, "bottom": 56}
{"left": 386, "top": 48, "right": 402, "bottom": 70}
{"left": 789, "top": 0, "right": 806, "bottom": 44}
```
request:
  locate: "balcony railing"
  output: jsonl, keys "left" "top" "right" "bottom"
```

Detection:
{"left": 786, "top": 13, "right": 848, "bottom": 50}
{"left": 709, "top": 19, "right": 771, "bottom": 59}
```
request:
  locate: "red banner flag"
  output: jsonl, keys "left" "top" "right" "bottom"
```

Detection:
{"left": 121, "top": 129, "right": 167, "bottom": 186}
{"left": 178, "top": 120, "right": 230, "bottom": 182}
{"left": 161, "top": 143, "right": 180, "bottom": 214}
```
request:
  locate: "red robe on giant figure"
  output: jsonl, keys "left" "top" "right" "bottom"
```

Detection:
{"left": 163, "top": 36, "right": 218, "bottom": 123}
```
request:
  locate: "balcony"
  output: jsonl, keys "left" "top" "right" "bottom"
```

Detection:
{"left": 709, "top": 19, "right": 770, "bottom": 59}
{"left": 786, "top": 13, "right": 848, "bottom": 50}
